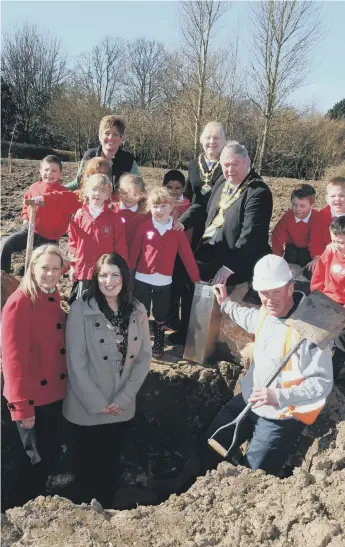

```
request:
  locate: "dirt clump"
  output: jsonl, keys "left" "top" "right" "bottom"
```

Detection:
{"left": 2, "top": 424, "right": 344, "bottom": 547}
{"left": 2, "top": 387, "right": 345, "bottom": 547}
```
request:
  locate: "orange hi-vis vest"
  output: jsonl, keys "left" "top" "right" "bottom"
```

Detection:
{"left": 255, "top": 307, "right": 325, "bottom": 425}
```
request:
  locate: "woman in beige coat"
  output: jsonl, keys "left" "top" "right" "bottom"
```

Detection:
{"left": 63, "top": 253, "right": 151, "bottom": 508}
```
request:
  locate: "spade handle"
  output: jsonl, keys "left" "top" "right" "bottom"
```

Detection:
{"left": 208, "top": 338, "right": 305, "bottom": 457}
{"left": 261, "top": 338, "right": 305, "bottom": 389}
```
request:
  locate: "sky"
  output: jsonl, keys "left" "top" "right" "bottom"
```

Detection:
{"left": 2, "top": 0, "right": 345, "bottom": 114}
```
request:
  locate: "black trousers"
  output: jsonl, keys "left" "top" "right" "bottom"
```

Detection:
{"left": 0, "top": 228, "right": 58, "bottom": 273}
{"left": 169, "top": 257, "right": 187, "bottom": 320}
{"left": 283, "top": 244, "right": 313, "bottom": 281}
{"left": 202, "top": 394, "right": 305, "bottom": 477}
{"left": 134, "top": 279, "right": 171, "bottom": 322}
{"left": 283, "top": 244, "right": 311, "bottom": 267}
{"left": 4, "top": 400, "right": 63, "bottom": 508}
{"left": 335, "top": 328, "right": 345, "bottom": 352}
{"left": 66, "top": 420, "right": 126, "bottom": 508}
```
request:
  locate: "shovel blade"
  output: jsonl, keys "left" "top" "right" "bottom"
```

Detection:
{"left": 183, "top": 282, "right": 222, "bottom": 364}
{"left": 286, "top": 290, "right": 345, "bottom": 349}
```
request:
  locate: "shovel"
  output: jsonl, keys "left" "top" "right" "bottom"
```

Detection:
{"left": 208, "top": 290, "right": 345, "bottom": 458}
{"left": 24, "top": 198, "right": 43, "bottom": 274}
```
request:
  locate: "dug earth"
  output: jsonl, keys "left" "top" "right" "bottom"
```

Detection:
{"left": 2, "top": 358, "right": 345, "bottom": 547}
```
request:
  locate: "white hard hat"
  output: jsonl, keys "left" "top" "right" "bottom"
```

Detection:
{"left": 252, "top": 255, "right": 292, "bottom": 292}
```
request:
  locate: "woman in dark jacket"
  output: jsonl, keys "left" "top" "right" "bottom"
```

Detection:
{"left": 66, "top": 115, "right": 140, "bottom": 195}
{"left": 167, "top": 122, "right": 226, "bottom": 331}
{"left": 179, "top": 121, "right": 226, "bottom": 248}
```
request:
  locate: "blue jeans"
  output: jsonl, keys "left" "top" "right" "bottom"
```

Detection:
{"left": 204, "top": 393, "right": 305, "bottom": 476}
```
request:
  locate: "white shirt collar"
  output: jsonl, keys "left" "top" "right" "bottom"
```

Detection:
{"left": 152, "top": 216, "right": 173, "bottom": 235}
{"left": 39, "top": 286, "right": 56, "bottom": 294}
{"left": 331, "top": 208, "right": 345, "bottom": 218}
{"left": 294, "top": 210, "right": 312, "bottom": 224}
{"left": 178, "top": 194, "right": 184, "bottom": 201}
{"left": 119, "top": 202, "right": 138, "bottom": 212}
{"left": 88, "top": 203, "right": 104, "bottom": 219}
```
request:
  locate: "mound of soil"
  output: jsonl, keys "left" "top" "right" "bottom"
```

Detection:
{"left": 2, "top": 383, "right": 344, "bottom": 547}
{"left": 2, "top": 420, "right": 344, "bottom": 547}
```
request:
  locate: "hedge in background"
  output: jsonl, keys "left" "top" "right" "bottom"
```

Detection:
{"left": 1, "top": 141, "right": 75, "bottom": 162}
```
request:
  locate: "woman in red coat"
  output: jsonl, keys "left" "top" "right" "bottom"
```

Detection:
{"left": 1, "top": 244, "right": 67, "bottom": 505}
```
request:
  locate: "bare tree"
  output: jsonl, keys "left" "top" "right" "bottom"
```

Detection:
{"left": 248, "top": 0, "right": 323, "bottom": 172}
{"left": 1, "top": 22, "right": 66, "bottom": 142}
{"left": 206, "top": 36, "right": 244, "bottom": 137}
{"left": 51, "top": 77, "right": 110, "bottom": 158}
{"left": 178, "top": 0, "right": 229, "bottom": 155}
{"left": 75, "top": 36, "right": 124, "bottom": 109}
{"left": 123, "top": 38, "right": 167, "bottom": 110}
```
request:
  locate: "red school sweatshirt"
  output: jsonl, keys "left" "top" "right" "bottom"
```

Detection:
{"left": 174, "top": 196, "right": 193, "bottom": 244}
{"left": 112, "top": 202, "right": 150, "bottom": 251}
{"left": 175, "top": 196, "right": 192, "bottom": 218}
{"left": 311, "top": 246, "right": 345, "bottom": 305}
{"left": 130, "top": 219, "right": 200, "bottom": 282}
{"left": 68, "top": 204, "right": 128, "bottom": 280}
{"left": 21, "top": 181, "right": 81, "bottom": 240}
{"left": 319, "top": 205, "right": 332, "bottom": 246}
{"left": 271, "top": 209, "right": 325, "bottom": 259}
{"left": 1, "top": 289, "right": 67, "bottom": 421}
{"left": 319, "top": 206, "right": 345, "bottom": 246}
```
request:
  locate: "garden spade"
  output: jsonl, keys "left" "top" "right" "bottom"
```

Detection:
{"left": 24, "top": 198, "right": 43, "bottom": 274}
{"left": 208, "top": 290, "right": 345, "bottom": 458}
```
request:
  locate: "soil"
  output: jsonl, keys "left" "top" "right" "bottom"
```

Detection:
{"left": 2, "top": 412, "right": 345, "bottom": 547}
{"left": 1, "top": 160, "right": 344, "bottom": 546}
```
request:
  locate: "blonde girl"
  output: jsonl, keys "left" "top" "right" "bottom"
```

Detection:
{"left": 68, "top": 174, "right": 128, "bottom": 303}
{"left": 113, "top": 174, "right": 149, "bottom": 250}
{"left": 130, "top": 187, "right": 200, "bottom": 357}
{"left": 2, "top": 244, "right": 67, "bottom": 507}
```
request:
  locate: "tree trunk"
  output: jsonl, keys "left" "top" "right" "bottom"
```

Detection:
{"left": 257, "top": 115, "right": 270, "bottom": 173}
{"left": 193, "top": 84, "right": 204, "bottom": 156}
{"left": 168, "top": 116, "right": 173, "bottom": 167}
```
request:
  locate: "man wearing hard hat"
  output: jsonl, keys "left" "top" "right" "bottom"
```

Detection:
{"left": 209, "top": 254, "right": 333, "bottom": 476}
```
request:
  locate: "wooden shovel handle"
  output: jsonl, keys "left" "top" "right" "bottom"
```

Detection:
{"left": 24, "top": 199, "right": 44, "bottom": 206}
{"left": 24, "top": 205, "right": 37, "bottom": 274}
{"left": 208, "top": 438, "right": 228, "bottom": 458}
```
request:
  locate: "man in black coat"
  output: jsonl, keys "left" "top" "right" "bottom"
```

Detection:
{"left": 169, "top": 140, "right": 273, "bottom": 344}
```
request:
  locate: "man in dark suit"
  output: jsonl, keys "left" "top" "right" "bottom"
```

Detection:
{"left": 169, "top": 141, "right": 273, "bottom": 345}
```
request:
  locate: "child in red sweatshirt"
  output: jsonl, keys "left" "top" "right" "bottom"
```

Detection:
{"left": 311, "top": 216, "right": 345, "bottom": 378}
{"left": 163, "top": 170, "right": 191, "bottom": 219}
{"left": 163, "top": 169, "right": 193, "bottom": 329}
{"left": 112, "top": 174, "right": 149, "bottom": 251}
{"left": 68, "top": 174, "right": 128, "bottom": 302}
{"left": 1, "top": 155, "right": 80, "bottom": 273}
{"left": 272, "top": 184, "right": 324, "bottom": 278}
{"left": 130, "top": 186, "right": 200, "bottom": 357}
{"left": 319, "top": 177, "right": 345, "bottom": 246}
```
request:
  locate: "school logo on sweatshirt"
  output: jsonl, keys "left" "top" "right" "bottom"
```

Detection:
{"left": 331, "top": 263, "right": 345, "bottom": 277}
{"left": 102, "top": 226, "right": 111, "bottom": 237}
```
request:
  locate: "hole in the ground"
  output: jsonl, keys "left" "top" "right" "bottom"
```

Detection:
{"left": 1, "top": 357, "right": 242, "bottom": 511}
